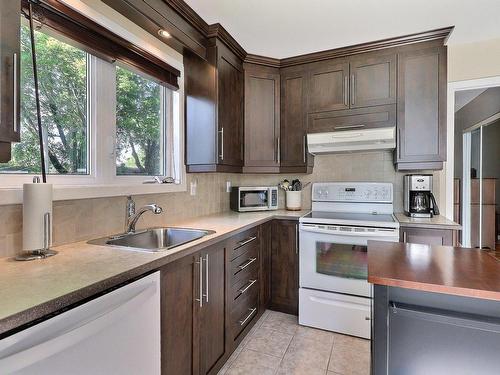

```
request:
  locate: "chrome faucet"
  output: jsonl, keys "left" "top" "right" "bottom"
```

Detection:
{"left": 125, "top": 196, "right": 163, "bottom": 233}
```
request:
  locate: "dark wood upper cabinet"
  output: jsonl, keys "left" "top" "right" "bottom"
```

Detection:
{"left": 185, "top": 39, "right": 243, "bottom": 173}
{"left": 349, "top": 53, "right": 396, "bottom": 108}
{"left": 217, "top": 43, "right": 244, "bottom": 168}
{"left": 270, "top": 220, "right": 299, "bottom": 315}
{"left": 243, "top": 63, "right": 280, "bottom": 173}
{"left": 0, "top": 0, "right": 21, "bottom": 162}
{"left": 307, "top": 59, "right": 349, "bottom": 113}
{"left": 280, "top": 67, "right": 313, "bottom": 173}
{"left": 395, "top": 43, "right": 447, "bottom": 170}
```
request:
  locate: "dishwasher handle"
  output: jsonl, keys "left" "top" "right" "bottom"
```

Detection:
{"left": 0, "top": 275, "right": 158, "bottom": 373}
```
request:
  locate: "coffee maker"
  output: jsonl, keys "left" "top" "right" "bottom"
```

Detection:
{"left": 403, "top": 175, "right": 440, "bottom": 218}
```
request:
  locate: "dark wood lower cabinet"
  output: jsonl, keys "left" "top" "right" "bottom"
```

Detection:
{"left": 400, "top": 227, "right": 456, "bottom": 246}
{"left": 161, "top": 254, "right": 197, "bottom": 375}
{"left": 160, "top": 220, "right": 299, "bottom": 374}
{"left": 161, "top": 242, "right": 226, "bottom": 375}
{"left": 270, "top": 220, "right": 299, "bottom": 315}
{"left": 198, "top": 244, "right": 226, "bottom": 375}
{"left": 259, "top": 223, "right": 272, "bottom": 311}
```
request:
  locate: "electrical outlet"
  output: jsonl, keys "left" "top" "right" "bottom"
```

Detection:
{"left": 226, "top": 181, "right": 232, "bottom": 193}
{"left": 190, "top": 180, "right": 197, "bottom": 196}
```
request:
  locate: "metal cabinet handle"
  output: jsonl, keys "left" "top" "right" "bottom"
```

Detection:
{"left": 43, "top": 212, "right": 51, "bottom": 250}
{"left": 239, "top": 279, "right": 257, "bottom": 294}
{"left": 195, "top": 256, "right": 203, "bottom": 307}
{"left": 237, "top": 236, "right": 257, "bottom": 247}
{"left": 238, "top": 257, "right": 257, "bottom": 271}
{"left": 204, "top": 254, "right": 209, "bottom": 303}
{"left": 277, "top": 137, "right": 281, "bottom": 164}
{"left": 13, "top": 53, "right": 18, "bottom": 132}
{"left": 303, "top": 135, "right": 306, "bottom": 163}
{"left": 335, "top": 124, "right": 365, "bottom": 130}
{"left": 351, "top": 74, "right": 355, "bottom": 105}
{"left": 343, "top": 75, "right": 348, "bottom": 106}
{"left": 403, "top": 231, "right": 407, "bottom": 243}
{"left": 239, "top": 308, "right": 257, "bottom": 326}
{"left": 218, "top": 127, "right": 224, "bottom": 161}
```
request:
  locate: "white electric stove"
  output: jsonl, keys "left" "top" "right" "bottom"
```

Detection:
{"left": 299, "top": 182, "right": 399, "bottom": 339}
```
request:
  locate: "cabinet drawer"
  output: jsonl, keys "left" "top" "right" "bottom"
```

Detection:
{"left": 308, "top": 104, "right": 396, "bottom": 133}
{"left": 230, "top": 288, "right": 259, "bottom": 340}
{"left": 230, "top": 246, "right": 259, "bottom": 280}
{"left": 231, "top": 270, "right": 259, "bottom": 304}
{"left": 228, "top": 227, "right": 260, "bottom": 261}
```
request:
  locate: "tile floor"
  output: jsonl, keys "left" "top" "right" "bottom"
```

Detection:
{"left": 218, "top": 310, "right": 371, "bottom": 375}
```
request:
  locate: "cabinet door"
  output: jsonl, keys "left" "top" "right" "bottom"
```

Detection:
{"left": 280, "top": 69, "right": 307, "bottom": 168}
{"left": 259, "top": 223, "right": 272, "bottom": 311}
{"left": 218, "top": 47, "right": 243, "bottom": 167}
{"left": 270, "top": 220, "right": 299, "bottom": 315}
{"left": 350, "top": 53, "right": 396, "bottom": 108}
{"left": 396, "top": 46, "right": 447, "bottom": 167}
{"left": 0, "top": 1, "right": 21, "bottom": 144}
{"left": 161, "top": 255, "right": 198, "bottom": 375}
{"left": 198, "top": 244, "right": 226, "bottom": 375}
{"left": 244, "top": 64, "right": 280, "bottom": 171}
{"left": 307, "top": 60, "right": 349, "bottom": 113}
{"left": 400, "top": 227, "right": 455, "bottom": 246}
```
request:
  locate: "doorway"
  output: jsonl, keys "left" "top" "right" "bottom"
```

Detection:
{"left": 454, "top": 86, "right": 500, "bottom": 250}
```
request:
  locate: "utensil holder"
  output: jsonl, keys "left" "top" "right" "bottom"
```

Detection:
{"left": 286, "top": 191, "right": 302, "bottom": 211}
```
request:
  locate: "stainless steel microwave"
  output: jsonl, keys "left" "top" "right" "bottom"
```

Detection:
{"left": 230, "top": 186, "right": 278, "bottom": 212}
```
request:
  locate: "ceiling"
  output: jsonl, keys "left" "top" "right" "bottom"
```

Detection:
{"left": 184, "top": 0, "right": 500, "bottom": 59}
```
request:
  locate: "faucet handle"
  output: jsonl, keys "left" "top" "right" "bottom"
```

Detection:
{"left": 126, "top": 196, "right": 135, "bottom": 217}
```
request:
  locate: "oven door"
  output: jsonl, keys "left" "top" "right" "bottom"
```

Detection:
{"left": 299, "top": 223, "right": 398, "bottom": 297}
{"left": 239, "top": 188, "right": 270, "bottom": 211}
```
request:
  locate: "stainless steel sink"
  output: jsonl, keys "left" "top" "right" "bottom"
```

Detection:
{"left": 88, "top": 227, "right": 215, "bottom": 252}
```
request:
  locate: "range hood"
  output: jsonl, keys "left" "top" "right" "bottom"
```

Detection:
{"left": 307, "top": 126, "right": 396, "bottom": 154}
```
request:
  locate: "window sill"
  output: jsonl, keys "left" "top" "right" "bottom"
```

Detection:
{"left": 0, "top": 181, "right": 187, "bottom": 205}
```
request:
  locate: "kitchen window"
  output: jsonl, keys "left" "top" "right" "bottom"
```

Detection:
{"left": 0, "top": 2, "right": 183, "bottom": 201}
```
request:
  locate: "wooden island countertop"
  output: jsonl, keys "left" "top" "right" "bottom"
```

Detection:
{"left": 368, "top": 241, "right": 500, "bottom": 301}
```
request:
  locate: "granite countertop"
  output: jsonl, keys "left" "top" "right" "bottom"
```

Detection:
{"left": 395, "top": 213, "right": 462, "bottom": 230}
{"left": 0, "top": 209, "right": 307, "bottom": 336}
{"left": 368, "top": 240, "right": 500, "bottom": 301}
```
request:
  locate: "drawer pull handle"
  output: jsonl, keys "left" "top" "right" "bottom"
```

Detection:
{"left": 239, "top": 308, "right": 257, "bottom": 326}
{"left": 237, "top": 236, "right": 257, "bottom": 247}
{"left": 238, "top": 257, "right": 257, "bottom": 271}
{"left": 238, "top": 279, "right": 257, "bottom": 294}
{"left": 335, "top": 124, "right": 365, "bottom": 130}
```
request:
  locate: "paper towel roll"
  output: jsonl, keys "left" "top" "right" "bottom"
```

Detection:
{"left": 23, "top": 183, "right": 53, "bottom": 251}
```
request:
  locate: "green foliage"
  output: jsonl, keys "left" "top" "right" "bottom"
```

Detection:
{"left": 0, "top": 26, "right": 163, "bottom": 177}
{"left": 116, "top": 66, "right": 161, "bottom": 175}
{"left": 0, "top": 25, "right": 88, "bottom": 174}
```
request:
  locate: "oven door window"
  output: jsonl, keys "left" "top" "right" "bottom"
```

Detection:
{"left": 240, "top": 191, "right": 268, "bottom": 208}
{"left": 316, "top": 242, "right": 367, "bottom": 280}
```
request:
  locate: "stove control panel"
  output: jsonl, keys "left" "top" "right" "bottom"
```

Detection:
{"left": 312, "top": 182, "right": 393, "bottom": 203}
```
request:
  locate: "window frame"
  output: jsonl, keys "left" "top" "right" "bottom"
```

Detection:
{"left": 0, "top": 26, "right": 186, "bottom": 205}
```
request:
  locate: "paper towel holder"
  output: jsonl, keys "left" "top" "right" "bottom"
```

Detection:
{"left": 15, "top": 211, "right": 58, "bottom": 261}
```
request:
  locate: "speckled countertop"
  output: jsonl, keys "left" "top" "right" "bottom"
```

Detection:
{"left": 395, "top": 213, "right": 462, "bottom": 230}
{"left": 0, "top": 210, "right": 307, "bottom": 337}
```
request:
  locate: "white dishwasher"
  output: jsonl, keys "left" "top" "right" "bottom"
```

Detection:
{"left": 0, "top": 271, "right": 160, "bottom": 375}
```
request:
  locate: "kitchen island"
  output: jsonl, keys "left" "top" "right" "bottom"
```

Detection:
{"left": 368, "top": 241, "right": 500, "bottom": 375}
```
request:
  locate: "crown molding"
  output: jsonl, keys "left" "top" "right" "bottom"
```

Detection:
{"left": 244, "top": 54, "right": 281, "bottom": 68}
{"left": 164, "top": 0, "right": 209, "bottom": 35}
{"left": 279, "top": 26, "right": 454, "bottom": 67}
{"left": 207, "top": 23, "right": 247, "bottom": 60}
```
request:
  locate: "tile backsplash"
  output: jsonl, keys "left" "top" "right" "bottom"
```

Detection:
{"left": 0, "top": 151, "right": 441, "bottom": 258}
